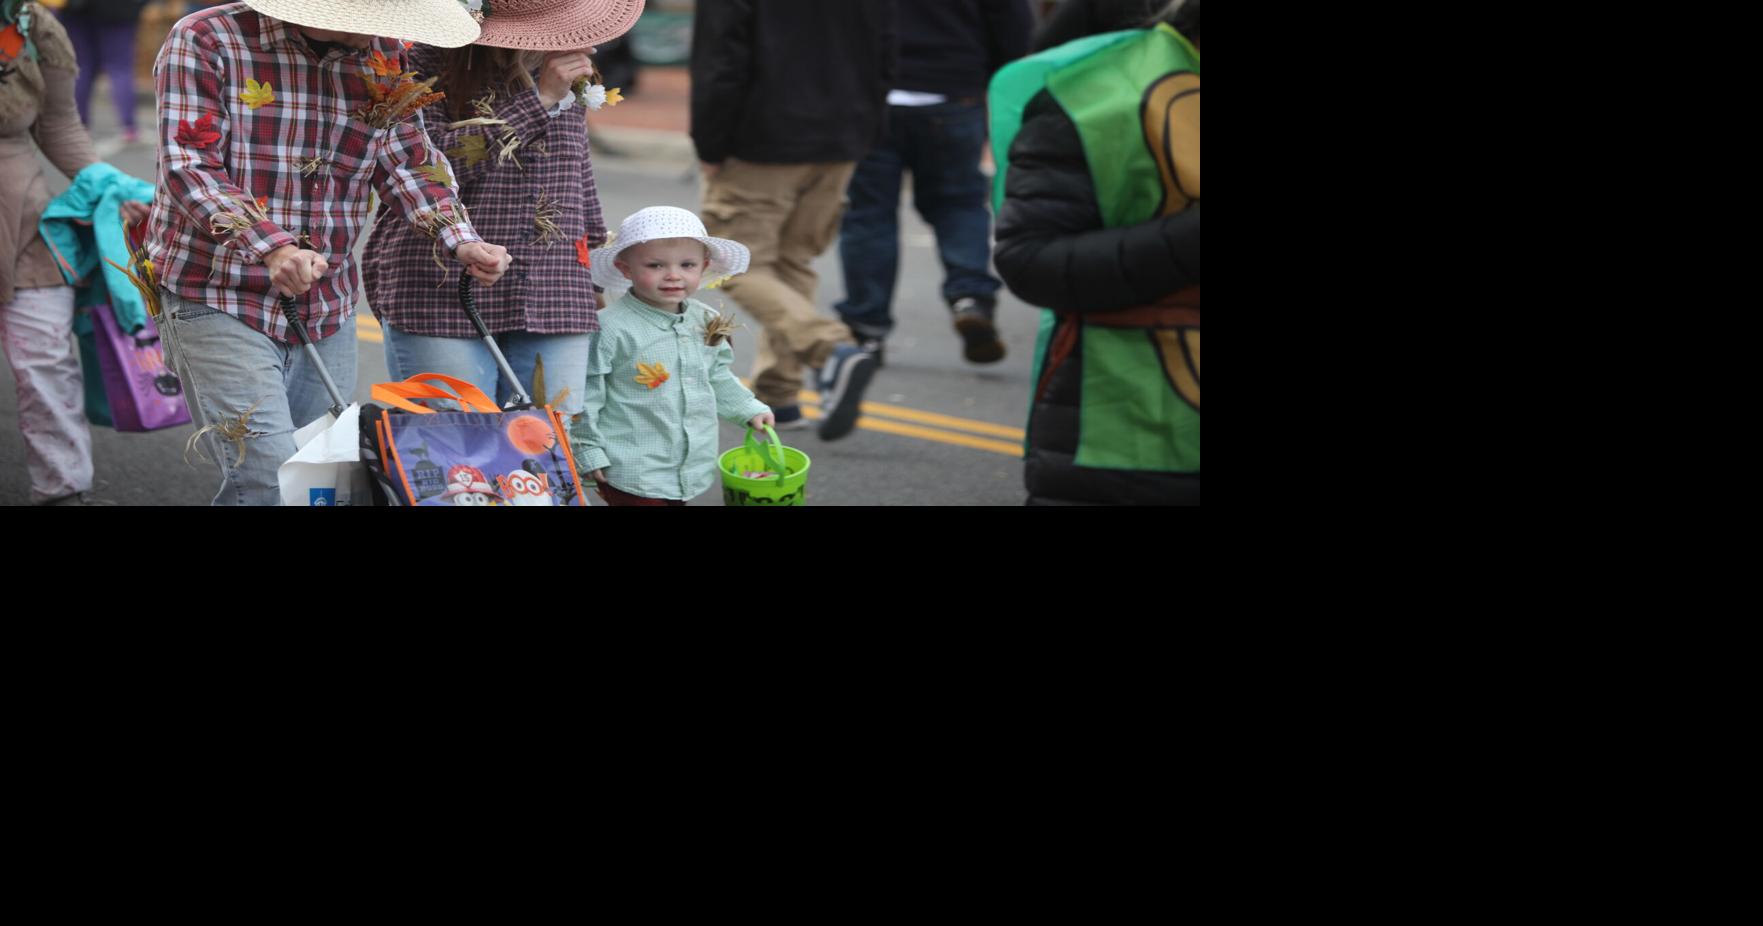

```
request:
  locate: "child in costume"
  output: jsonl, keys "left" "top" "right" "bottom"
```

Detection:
{"left": 570, "top": 206, "right": 774, "bottom": 506}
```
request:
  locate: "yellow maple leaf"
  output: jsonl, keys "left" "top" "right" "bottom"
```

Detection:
{"left": 447, "top": 134, "right": 488, "bottom": 168}
{"left": 420, "top": 162, "right": 453, "bottom": 186}
{"left": 605, "top": 87, "right": 624, "bottom": 107}
{"left": 635, "top": 362, "right": 670, "bottom": 390}
{"left": 240, "top": 78, "right": 275, "bottom": 110}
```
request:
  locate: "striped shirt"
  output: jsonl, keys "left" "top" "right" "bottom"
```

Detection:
{"left": 570, "top": 294, "right": 771, "bottom": 501}
{"left": 144, "top": 4, "right": 481, "bottom": 344}
{"left": 364, "top": 44, "right": 607, "bottom": 338}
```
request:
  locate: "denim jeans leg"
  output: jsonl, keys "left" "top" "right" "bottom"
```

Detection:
{"left": 285, "top": 313, "right": 356, "bottom": 425}
{"left": 836, "top": 138, "right": 906, "bottom": 339}
{"left": 158, "top": 290, "right": 298, "bottom": 506}
{"left": 494, "top": 331, "right": 593, "bottom": 415}
{"left": 381, "top": 323, "right": 500, "bottom": 410}
{"left": 906, "top": 101, "right": 1003, "bottom": 305}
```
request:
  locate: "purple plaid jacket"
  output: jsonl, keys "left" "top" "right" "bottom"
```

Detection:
{"left": 144, "top": 5, "right": 481, "bottom": 344}
{"left": 363, "top": 45, "right": 607, "bottom": 338}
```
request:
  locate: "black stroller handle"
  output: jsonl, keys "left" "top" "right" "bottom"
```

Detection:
{"left": 279, "top": 292, "right": 349, "bottom": 418}
{"left": 458, "top": 269, "right": 534, "bottom": 409}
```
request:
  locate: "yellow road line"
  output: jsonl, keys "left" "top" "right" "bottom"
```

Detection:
{"left": 797, "top": 389, "right": 1024, "bottom": 440}
{"left": 739, "top": 379, "right": 1026, "bottom": 441}
{"left": 798, "top": 404, "right": 1023, "bottom": 457}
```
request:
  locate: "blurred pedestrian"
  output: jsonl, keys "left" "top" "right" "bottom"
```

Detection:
{"left": 2, "top": 0, "right": 147, "bottom": 504}
{"left": 834, "top": 0, "right": 1031, "bottom": 367}
{"left": 690, "top": 0, "right": 895, "bottom": 440}
{"left": 55, "top": 0, "right": 149, "bottom": 142}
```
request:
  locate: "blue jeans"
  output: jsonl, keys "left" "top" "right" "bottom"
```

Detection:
{"left": 381, "top": 324, "right": 591, "bottom": 417}
{"left": 836, "top": 99, "right": 1003, "bottom": 339}
{"left": 157, "top": 289, "right": 357, "bottom": 507}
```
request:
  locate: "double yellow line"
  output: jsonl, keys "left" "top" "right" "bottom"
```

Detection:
{"left": 355, "top": 318, "right": 1024, "bottom": 457}
{"left": 357, "top": 313, "right": 384, "bottom": 344}
{"left": 788, "top": 389, "right": 1024, "bottom": 457}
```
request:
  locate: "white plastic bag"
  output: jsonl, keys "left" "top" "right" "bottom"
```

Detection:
{"left": 278, "top": 403, "right": 373, "bottom": 506}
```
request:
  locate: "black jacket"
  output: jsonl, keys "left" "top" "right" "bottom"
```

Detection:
{"left": 1033, "top": 0, "right": 1162, "bottom": 51}
{"left": 994, "top": 90, "right": 1201, "bottom": 506}
{"left": 691, "top": 0, "right": 897, "bottom": 165}
{"left": 895, "top": 0, "right": 1032, "bottom": 97}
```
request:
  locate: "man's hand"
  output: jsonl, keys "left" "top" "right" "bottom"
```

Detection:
{"left": 457, "top": 241, "right": 512, "bottom": 286}
{"left": 265, "top": 245, "right": 329, "bottom": 297}
{"left": 537, "top": 50, "right": 596, "bottom": 109}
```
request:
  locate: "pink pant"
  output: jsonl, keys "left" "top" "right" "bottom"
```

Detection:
{"left": 1, "top": 287, "right": 93, "bottom": 503}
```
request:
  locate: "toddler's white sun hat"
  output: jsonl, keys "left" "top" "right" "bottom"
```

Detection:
{"left": 590, "top": 206, "right": 750, "bottom": 297}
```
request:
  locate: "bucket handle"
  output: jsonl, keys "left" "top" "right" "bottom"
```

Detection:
{"left": 743, "top": 425, "right": 786, "bottom": 480}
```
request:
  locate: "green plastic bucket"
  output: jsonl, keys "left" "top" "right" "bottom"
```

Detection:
{"left": 719, "top": 425, "right": 811, "bottom": 506}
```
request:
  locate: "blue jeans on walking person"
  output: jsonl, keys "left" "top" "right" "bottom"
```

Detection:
{"left": 836, "top": 98, "right": 1003, "bottom": 340}
{"left": 157, "top": 288, "right": 357, "bottom": 507}
{"left": 381, "top": 324, "right": 591, "bottom": 417}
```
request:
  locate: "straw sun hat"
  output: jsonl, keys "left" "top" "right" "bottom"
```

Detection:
{"left": 470, "top": 0, "right": 646, "bottom": 51}
{"left": 590, "top": 207, "right": 751, "bottom": 296}
{"left": 240, "top": 0, "right": 482, "bottom": 48}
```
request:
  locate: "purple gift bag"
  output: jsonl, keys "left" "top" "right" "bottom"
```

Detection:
{"left": 89, "top": 305, "right": 192, "bottom": 432}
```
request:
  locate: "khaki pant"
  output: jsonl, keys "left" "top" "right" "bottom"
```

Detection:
{"left": 701, "top": 159, "right": 856, "bottom": 408}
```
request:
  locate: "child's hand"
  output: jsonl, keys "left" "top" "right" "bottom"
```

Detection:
{"left": 590, "top": 469, "right": 607, "bottom": 485}
{"left": 748, "top": 413, "right": 776, "bottom": 432}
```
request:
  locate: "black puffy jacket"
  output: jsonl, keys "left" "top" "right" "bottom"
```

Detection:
{"left": 993, "top": 88, "right": 1201, "bottom": 506}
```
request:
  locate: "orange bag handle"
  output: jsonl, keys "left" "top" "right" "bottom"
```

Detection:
{"left": 371, "top": 373, "right": 500, "bottom": 414}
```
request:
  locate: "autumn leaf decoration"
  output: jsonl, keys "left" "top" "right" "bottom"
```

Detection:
{"left": 420, "top": 160, "right": 454, "bottom": 187}
{"left": 209, "top": 192, "right": 272, "bottom": 239}
{"left": 446, "top": 134, "right": 489, "bottom": 169}
{"left": 240, "top": 78, "right": 275, "bottom": 110}
{"left": 703, "top": 312, "right": 742, "bottom": 347}
{"left": 367, "top": 49, "right": 402, "bottom": 78}
{"left": 176, "top": 113, "right": 221, "bottom": 149}
{"left": 575, "top": 234, "right": 592, "bottom": 270}
{"left": 635, "top": 362, "right": 670, "bottom": 390}
{"left": 355, "top": 59, "right": 445, "bottom": 130}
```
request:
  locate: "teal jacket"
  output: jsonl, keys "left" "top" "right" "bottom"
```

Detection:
{"left": 38, "top": 163, "right": 155, "bottom": 330}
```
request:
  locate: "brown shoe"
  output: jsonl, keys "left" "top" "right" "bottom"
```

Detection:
{"left": 951, "top": 297, "right": 1005, "bottom": 364}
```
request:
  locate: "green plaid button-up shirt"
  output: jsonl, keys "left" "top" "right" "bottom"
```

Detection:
{"left": 570, "top": 294, "right": 771, "bottom": 500}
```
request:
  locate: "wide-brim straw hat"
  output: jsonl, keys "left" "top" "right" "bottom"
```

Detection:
{"left": 473, "top": 0, "right": 646, "bottom": 51}
{"left": 590, "top": 206, "right": 750, "bottom": 295}
{"left": 240, "top": 0, "right": 481, "bottom": 48}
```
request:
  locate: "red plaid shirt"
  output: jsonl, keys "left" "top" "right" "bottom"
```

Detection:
{"left": 144, "top": 4, "right": 482, "bottom": 344}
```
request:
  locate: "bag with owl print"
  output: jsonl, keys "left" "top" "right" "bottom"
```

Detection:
{"left": 358, "top": 372, "right": 588, "bottom": 507}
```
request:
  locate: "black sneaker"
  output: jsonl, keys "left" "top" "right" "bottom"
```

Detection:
{"left": 816, "top": 344, "right": 877, "bottom": 441}
{"left": 951, "top": 297, "right": 1005, "bottom": 364}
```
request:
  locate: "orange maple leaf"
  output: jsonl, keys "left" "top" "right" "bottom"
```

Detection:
{"left": 575, "top": 235, "right": 592, "bottom": 270}
{"left": 367, "top": 50, "right": 402, "bottom": 78}
{"left": 635, "top": 362, "right": 670, "bottom": 390}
